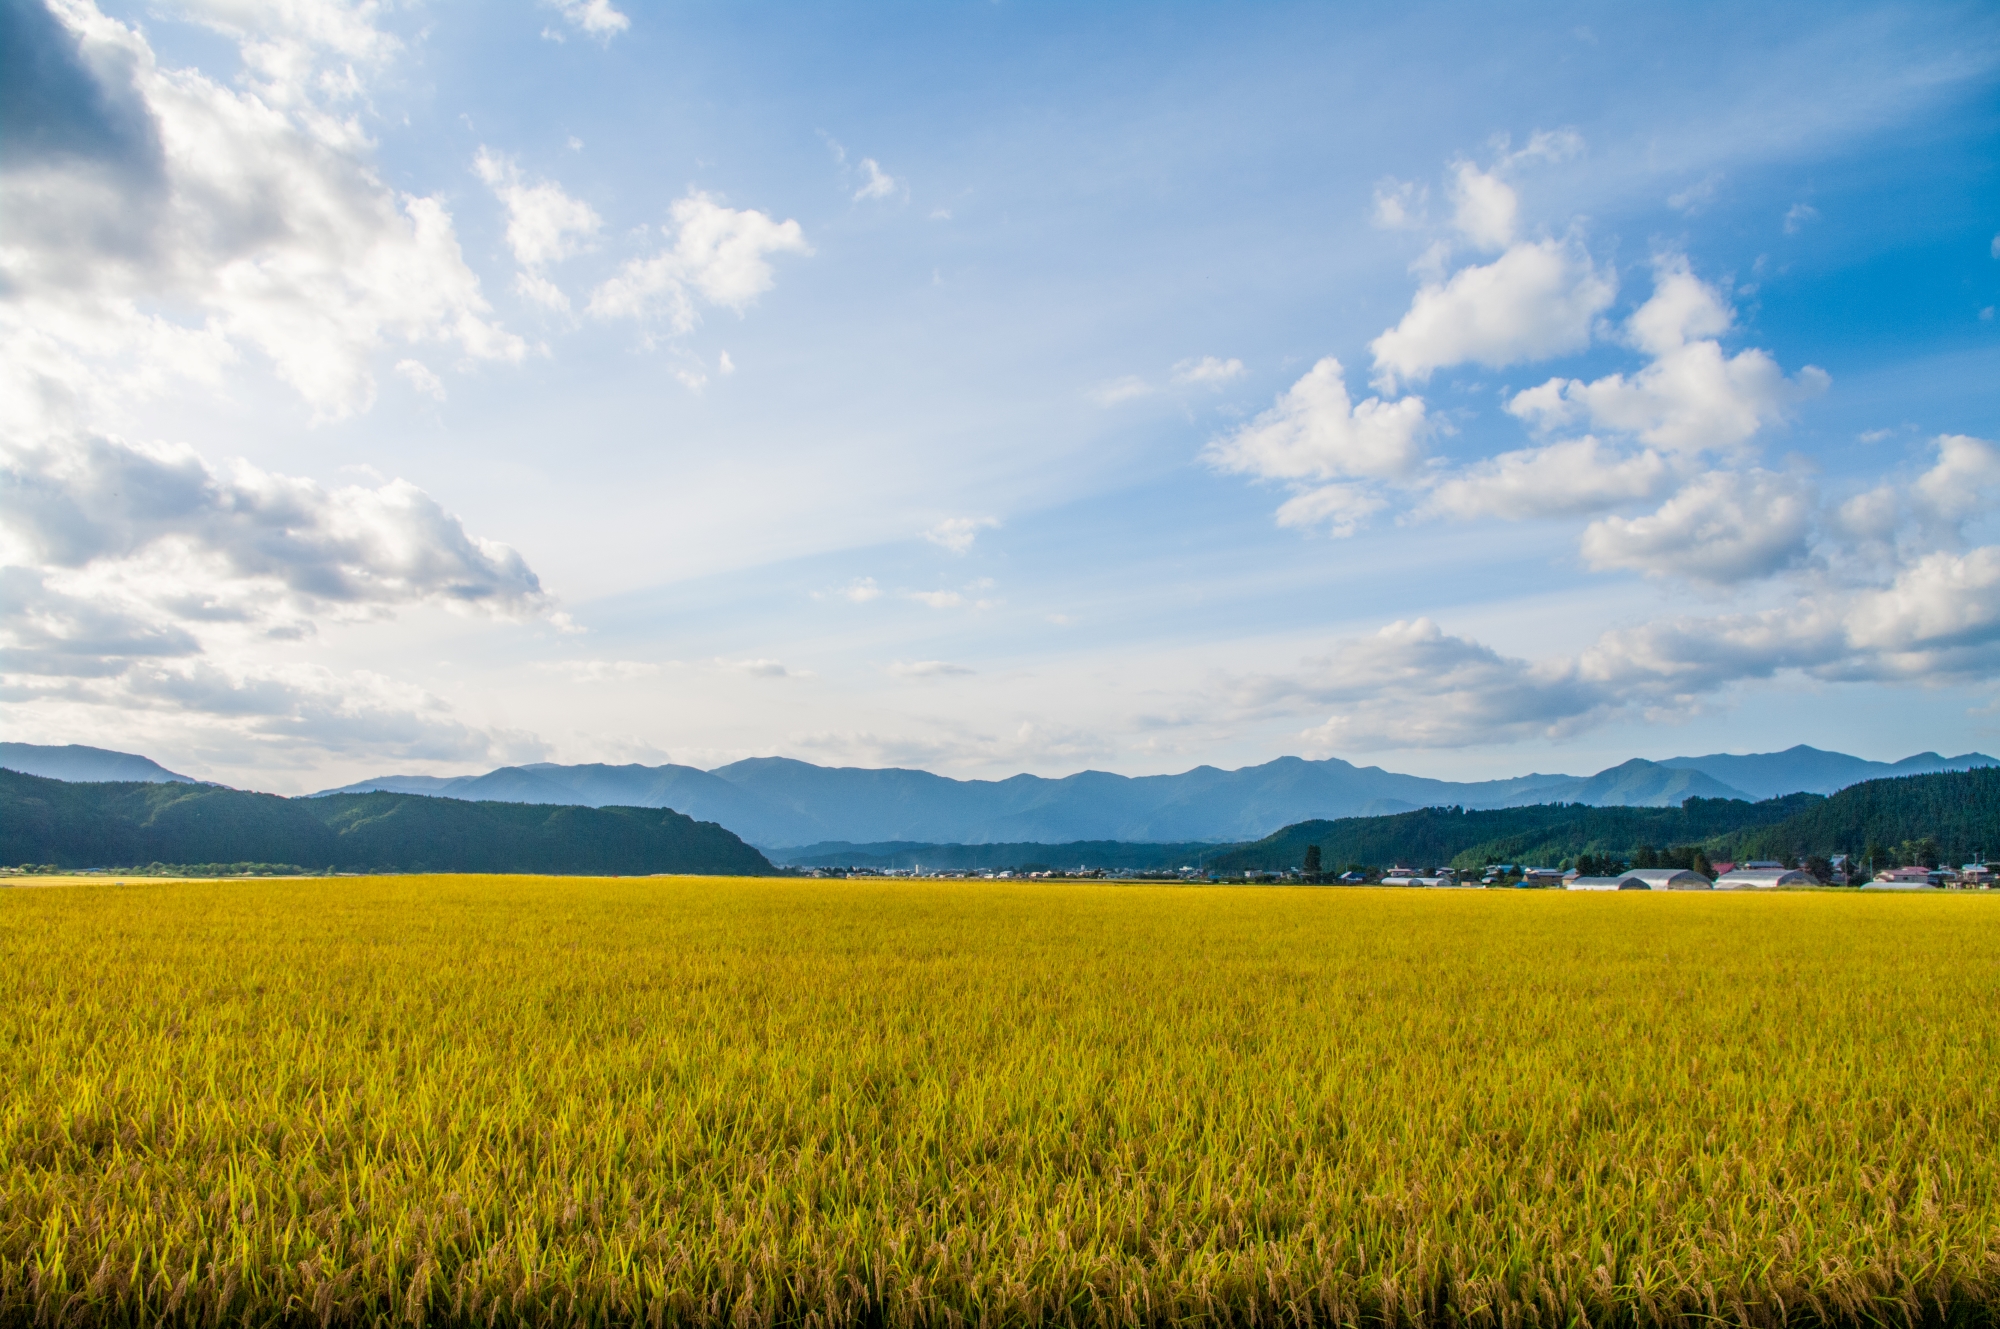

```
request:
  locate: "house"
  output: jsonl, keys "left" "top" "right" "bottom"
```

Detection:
{"left": 1956, "top": 863, "right": 1994, "bottom": 886}
{"left": 1867, "top": 866, "right": 1944, "bottom": 888}
{"left": 1715, "top": 867, "right": 1817, "bottom": 889}
{"left": 1566, "top": 876, "right": 1628, "bottom": 891}
{"left": 1614, "top": 868, "right": 1713, "bottom": 890}
{"left": 1710, "top": 860, "right": 1736, "bottom": 875}
{"left": 1521, "top": 867, "right": 1565, "bottom": 883}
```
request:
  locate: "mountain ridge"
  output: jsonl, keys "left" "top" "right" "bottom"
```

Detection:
{"left": 10, "top": 741, "right": 1991, "bottom": 851}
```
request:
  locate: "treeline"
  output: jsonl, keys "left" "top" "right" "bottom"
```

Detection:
{"left": 1204, "top": 795, "right": 1818, "bottom": 874}
{"left": 1207, "top": 769, "right": 2000, "bottom": 875}
{"left": 0, "top": 771, "right": 774, "bottom": 876}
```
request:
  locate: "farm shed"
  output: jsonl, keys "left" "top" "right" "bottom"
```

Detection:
{"left": 1566, "top": 876, "right": 1628, "bottom": 891}
{"left": 1716, "top": 867, "right": 1816, "bottom": 889}
{"left": 1615, "top": 869, "right": 1712, "bottom": 890}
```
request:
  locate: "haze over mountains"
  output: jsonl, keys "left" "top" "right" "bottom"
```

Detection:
{"left": 311, "top": 746, "right": 1992, "bottom": 848}
{"left": 4, "top": 742, "right": 1988, "bottom": 851}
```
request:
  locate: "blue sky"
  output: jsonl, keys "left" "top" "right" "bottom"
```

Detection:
{"left": 3, "top": 0, "right": 1998, "bottom": 791}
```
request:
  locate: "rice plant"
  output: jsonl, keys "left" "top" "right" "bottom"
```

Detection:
{"left": 1, "top": 876, "right": 1995, "bottom": 1327}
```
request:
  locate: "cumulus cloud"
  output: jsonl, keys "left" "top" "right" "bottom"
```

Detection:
{"left": 924, "top": 516, "right": 999, "bottom": 553}
{"left": 474, "top": 148, "right": 601, "bottom": 277}
{"left": 1205, "top": 358, "right": 1427, "bottom": 484}
{"left": 1370, "top": 237, "right": 1616, "bottom": 388}
{"left": 0, "top": 434, "right": 546, "bottom": 618}
{"left": 1579, "top": 469, "right": 1816, "bottom": 585}
{"left": 1242, "top": 619, "right": 1608, "bottom": 751}
{"left": 394, "top": 358, "right": 446, "bottom": 400}
{"left": 589, "top": 191, "right": 809, "bottom": 330}
{"left": 1425, "top": 436, "right": 1675, "bottom": 520}
{"left": 1783, "top": 203, "right": 1820, "bottom": 234}
{"left": 1507, "top": 257, "right": 1828, "bottom": 453}
{"left": 908, "top": 589, "right": 965, "bottom": 609}
{"left": 1447, "top": 161, "right": 1519, "bottom": 251}
{"left": 1245, "top": 534, "right": 2000, "bottom": 749}
{"left": 545, "top": 0, "right": 630, "bottom": 39}
{"left": 1, "top": 1, "right": 523, "bottom": 423}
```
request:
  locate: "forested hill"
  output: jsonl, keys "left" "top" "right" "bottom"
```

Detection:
{"left": 0, "top": 770, "right": 774, "bottom": 876}
{"left": 1720, "top": 767, "right": 2000, "bottom": 864}
{"left": 1208, "top": 767, "right": 2000, "bottom": 872}
{"left": 1206, "top": 795, "right": 1823, "bottom": 873}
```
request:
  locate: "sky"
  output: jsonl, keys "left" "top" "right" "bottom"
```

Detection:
{"left": 4, "top": 0, "right": 2000, "bottom": 794}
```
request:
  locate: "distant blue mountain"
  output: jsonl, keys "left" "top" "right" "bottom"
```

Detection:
{"left": 315, "top": 752, "right": 1757, "bottom": 847}
{"left": 29, "top": 739, "right": 1985, "bottom": 852}
{"left": 1659, "top": 745, "right": 1997, "bottom": 800}
{"left": 0, "top": 743, "right": 195, "bottom": 785}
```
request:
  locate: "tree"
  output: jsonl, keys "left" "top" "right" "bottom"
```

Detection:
{"left": 1302, "top": 845, "right": 1323, "bottom": 878}
{"left": 1633, "top": 844, "right": 1660, "bottom": 868}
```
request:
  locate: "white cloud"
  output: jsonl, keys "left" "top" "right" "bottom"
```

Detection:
{"left": 1507, "top": 257, "right": 1827, "bottom": 453}
{"left": 1, "top": 3, "right": 525, "bottom": 425}
{"left": 1204, "top": 358, "right": 1427, "bottom": 485}
{"left": 908, "top": 590, "right": 965, "bottom": 609}
{"left": 839, "top": 577, "right": 883, "bottom": 603}
{"left": 1089, "top": 375, "right": 1152, "bottom": 406}
{"left": 1784, "top": 203, "right": 1820, "bottom": 234}
{"left": 394, "top": 358, "right": 446, "bottom": 400}
{"left": 0, "top": 433, "right": 548, "bottom": 629}
{"left": 589, "top": 192, "right": 809, "bottom": 331}
{"left": 473, "top": 148, "right": 602, "bottom": 270}
{"left": 545, "top": 0, "right": 629, "bottom": 39}
{"left": 888, "top": 660, "right": 974, "bottom": 678}
{"left": 1579, "top": 469, "right": 1816, "bottom": 584}
{"left": 1372, "top": 178, "right": 1427, "bottom": 229}
{"left": 1260, "top": 618, "right": 1607, "bottom": 751}
{"left": 1369, "top": 237, "right": 1616, "bottom": 388}
{"left": 1273, "top": 484, "right": 1385, "bottom": 536}
{"left": 853, "top": 158, "right": 898, "bottom": 201}
{"left": 1425, "top": 436, "right": 1676, "bottom": 520}
{"left": 1447, "top": 161, "right": 1518, "bottom": 251}
{"left": 1171, "top": 356, "right": 1246, "bottom": 386}
{"left": 3, "top": 654, "right": 546, "bottom": 771}
{"left": 924, "top": 516, "right": 999, "bottom": 554}
{"left": 514, "top": 272, "right": 572, "bottom": 312}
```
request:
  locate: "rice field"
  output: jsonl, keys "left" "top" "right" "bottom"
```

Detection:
{"left": 1, "top": 875, "right": 1996, "bottom": 1328}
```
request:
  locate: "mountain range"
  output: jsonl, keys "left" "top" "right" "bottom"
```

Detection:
{"left": 310, "top": 745, "right": 1993, "bottom": 847}
{"left": 4, "top": 742, "right": 1988, "bottom": 850}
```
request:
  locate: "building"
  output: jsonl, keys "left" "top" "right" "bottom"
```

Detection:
{"left": 1614, "top": 868, "right": 1712, "bottom": 890}
{"left": 1715, "top": 867, "right": 1817, "bottom": 889}
{"left": 1867, "top": 866, "right": 1945, "bottom": 888}
{"left": 1566, "top": 876, "right": 1629, "bottom": 891}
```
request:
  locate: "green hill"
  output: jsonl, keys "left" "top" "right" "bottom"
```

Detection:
{"left": 1205, "top": 768, "right": 2000, "bottom": 875}
{"left": 1719, "top": 767, "right": 2000, "bottom": 866}
{"left": 0, "top": 770, "right": 773, "bottom": 876}
{"left": 1204, "top": 795, "right": 1821, "bottom": 874}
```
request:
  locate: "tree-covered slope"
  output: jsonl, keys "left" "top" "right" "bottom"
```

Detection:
{"left": 0, "top": 771, "right": 773, "bottom": 875}
{"left": 1204, "top": 796, "right": 1821, "bottom": 873}
{"left": 1719, "top": 767, "right": 2000, "bottom": 865}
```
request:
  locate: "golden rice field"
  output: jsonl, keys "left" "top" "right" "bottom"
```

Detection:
{"left": 1, "top": 875, "right": 1996, "bottom": 1329}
